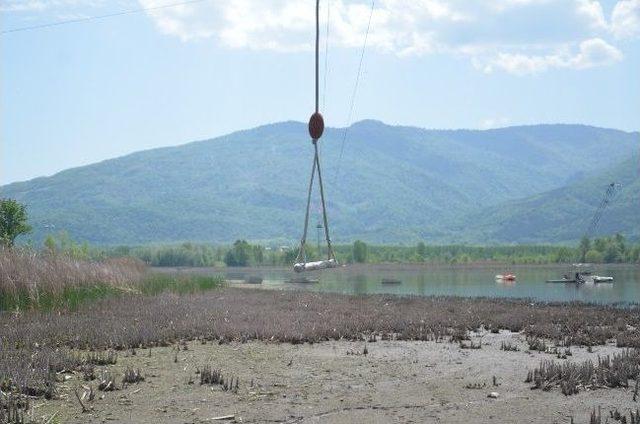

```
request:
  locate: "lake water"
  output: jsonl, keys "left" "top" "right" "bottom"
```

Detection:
{"left": 172, "top": 264, "right": 640, "bottom": 305}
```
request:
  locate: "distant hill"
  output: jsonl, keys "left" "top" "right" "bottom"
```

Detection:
{"left": 1, "top": 120, "right": 637, "bottom": 244}
{"left": 457, "top": 153, "right": 640, "bottom": 244}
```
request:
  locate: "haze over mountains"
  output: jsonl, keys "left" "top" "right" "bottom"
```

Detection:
{"left": 2, "top": 120, "right": 638, "bottom": 245}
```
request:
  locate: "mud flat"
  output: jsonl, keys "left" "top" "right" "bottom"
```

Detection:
{"left": 34, "top": 333, "right": 637, "bottom": 424}
{"left": 3, "top": 288, "right": 640, "bottom": 423}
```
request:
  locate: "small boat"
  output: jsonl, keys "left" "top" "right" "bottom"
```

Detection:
{"left": 496, "top": 274, "right": 516, "bottom": 281}
{"left": 592, "top": 275, "right": 614, "bottom": 283}
{"left": 546, "top": 278, "right": 578, "bottom": 283}
{"left": 381, "top": 278, "right": 401, "bottom": 285}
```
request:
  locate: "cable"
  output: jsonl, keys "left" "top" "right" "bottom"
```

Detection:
{"left": 322, "top": 0, "right": 331, "bottom": 113}
{"left": 332, "top": 0, "right": 375, "bottom": 186}
{"left": 1, "top": 0, "right": 211, "bottom": 35}
{"left": 317, "top": 0, "right": 331, "bottom": 220}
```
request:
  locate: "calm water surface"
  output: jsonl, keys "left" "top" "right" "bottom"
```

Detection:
{"left": 180, "top": 265, "right": 640, "bottom": 305}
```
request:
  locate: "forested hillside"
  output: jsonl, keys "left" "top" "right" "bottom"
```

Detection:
{"left": 2, "top": 121, "right": 637, "bottom": 244}
{"left": 458, "top": 153, "right": 639, "bottom": 243}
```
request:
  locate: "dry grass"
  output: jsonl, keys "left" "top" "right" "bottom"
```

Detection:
{"left": 0, "top": 248, "right": 223, "bottom": 311}
{"left": 526, "top": 349, "right": 640, "bottom": 395}
{"left": 199, "top": 365, "right": 239, "bottom": 393}
{"left": 0, "top": 391, "right": 28, "bottom": 424}
{"left": 2, "top": 288, "right": 640, "bottom": 407}
{"left": 576, "top": 406, "right": 640, "bottom": 424}
{"left": 3, "top": 288, "right": 640, "bottom": 351}
{"left": 0, "top": 248, "right": 146, "bottom": 310}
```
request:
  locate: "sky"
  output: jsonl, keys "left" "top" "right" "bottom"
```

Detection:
{"left": 1, "top": 0, "right": 639, "bottom": 184}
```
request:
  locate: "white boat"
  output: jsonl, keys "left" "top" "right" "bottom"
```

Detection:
{"left": 592, "top": 275, "right": 614, "bottom": 283}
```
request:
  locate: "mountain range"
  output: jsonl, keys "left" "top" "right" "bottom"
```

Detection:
{"left": 2, "top": 120, "right": 638, "bottom": 245}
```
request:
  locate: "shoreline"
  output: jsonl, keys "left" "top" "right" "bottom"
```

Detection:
{"left": 153, "top": 262, "right": 639, "bottom": 273}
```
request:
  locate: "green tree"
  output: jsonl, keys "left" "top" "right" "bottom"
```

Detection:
{"left": 632, "top": 246, "right": 640, "bottom": 264}
{"left": 0, "top": 199, "right": 32, "bottom": 247}
{"left": 594, "top": 238, "right": 607, "bottom": 253}
{"left": 252, "top": 245, "right": 264, "bottom": 265}
{"left": 614, "top": 233, "right": 627, "bottom": 255}
{"left": 224, "top": 240, "right": 251, "bottom": 267}
{"left": 43, "top": 234, "right": 57, "bottom": 253}
{"left": 584, "top": 249, "right": 603, "bottom": 263}
{"left": 352, "top": 240, "right": 368, "bottom": 263}
{"left": 554, "top": 247, "right": 573, "bottom": 263}
{"left": 578, "top": 236, "right": 591, "bottom": 262}
{"left": 416, "top": 241, "right": 426, "bottom": 261}
{"left": 603, "top": 243, "right": 622, "bottom": 263}
{"left": 283, "top": 247, "right": 298, "bottom": 264}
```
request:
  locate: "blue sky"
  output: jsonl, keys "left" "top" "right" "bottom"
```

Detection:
{"left": 2, "top": 0, "right": 639, "bottom": 184}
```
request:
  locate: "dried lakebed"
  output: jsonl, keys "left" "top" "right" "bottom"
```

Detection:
{"left": 32, "top": 333, "right": 638, "bottom": 424}
{"left": 4, "top": 288, "right": 640, "bottom": 423}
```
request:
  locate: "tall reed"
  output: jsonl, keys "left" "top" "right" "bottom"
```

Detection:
{"left": 0, "top": 248, "right": 146, "bottom": 310}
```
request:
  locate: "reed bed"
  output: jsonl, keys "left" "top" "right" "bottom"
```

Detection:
{"left": 0, "top": 248, "right": 146, "bottom": 310}
{"left": 2, "top": 289, "right": 639, "bottom": 351}
{"left": 0, "top": 249, "right": 223, "bottom": 311}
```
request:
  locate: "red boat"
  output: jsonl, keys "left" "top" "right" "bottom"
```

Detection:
{"left": 495, "top": 274, "right": 516, "bottom": 281}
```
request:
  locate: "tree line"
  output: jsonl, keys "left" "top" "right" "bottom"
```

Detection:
{"left": 2, "top": 198, "right": 639, "bottom": 266}
{"left": 29, "top": 234, "right": 639, "bottom": 267}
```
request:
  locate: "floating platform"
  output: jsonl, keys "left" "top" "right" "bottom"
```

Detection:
{"left": 293, "top": 259, "right": 338, "bottom": 273}
{"left": 381, "top": 278, "right": 402, "bottom": 285}
{"left": 592, "top": 276, "right": 614, "bottom": 283}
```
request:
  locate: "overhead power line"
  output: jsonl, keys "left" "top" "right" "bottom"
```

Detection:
{"left": 1, "top": 0, "right": 211, "bottom": 35}
{"left": 333, "top": 0, "right": 375, "bottom": 186}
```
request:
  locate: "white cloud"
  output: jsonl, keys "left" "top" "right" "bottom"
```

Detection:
{"left": 0, "top": 0, "right": 111, "bottom": 12}
{"left": 576, "top": 0, "right": 607, "bottom": 30}
{"left": 136, "top": 0, "right": 627, "bottom": 74}
{"left": 479, "top": 117, "right": 511, "bottom": 129}
{"left": 478, "top": 37, "right": 623, "bottom": 75}
{"left": 137, "top": 1, "right": 611, "bottom": 47}
{"left": 4, "top": 0, "right": 631, "bottom": 75}
{"left": 569, "top": 37, "right": 624, "bottom": 68}
{"left": 611, "top": 0, "right": 640, "bottom": 39}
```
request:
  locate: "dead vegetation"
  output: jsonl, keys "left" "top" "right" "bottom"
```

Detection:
{"left": 199, "top": 365, "right": 239, "bottom": 393}
{"left": 501, "top": 341, "right": 520, "bottom": 351}
{"left": 576, "top": 407, "right": 640, "bottom": 424}
{"left": 81, "top": 351, "right": 117, "bottom": 366}
{"left": 526, "top": 349, "right": 640, "bottom": 395}
{"left": 97, "top": 371, "right": 117, "bottom": 392}
{"left": 0, "top": 391, "right": 28, "bottom": 424}
{"left": 121, "top": 368, "right": 144, "bottom": 386}
{"left": 3, "top": 288, "right": 637, "bottom": 351}
{"left": 527, "top": 337, "right": 548, "bottom": 352}
{"left": 1, "top": 288, "right": 640, "bottom": 409}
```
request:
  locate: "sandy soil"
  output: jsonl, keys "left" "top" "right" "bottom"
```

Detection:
{"left": 33, "top": 331, "right": 637, "bottom": 424}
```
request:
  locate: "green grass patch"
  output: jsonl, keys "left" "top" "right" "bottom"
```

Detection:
{"left": 139, "top": 274, "right": 224, "bottom": 296}
{"left": 0, "top": 275, "right": 224, "bottom": 312}
{"left": 0, "top": 284, "right": 122, "bottom": 312}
